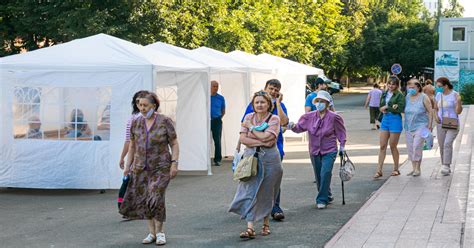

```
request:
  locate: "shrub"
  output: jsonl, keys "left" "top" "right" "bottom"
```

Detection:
{"left": 461, "top": 84, "right": 474, "bottom": 104}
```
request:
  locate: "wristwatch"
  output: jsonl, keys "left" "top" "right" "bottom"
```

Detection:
{"left": 171, "top": 160, "right": 178, "bottom": 165}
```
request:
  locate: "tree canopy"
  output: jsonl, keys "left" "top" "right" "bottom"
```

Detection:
{"left": 0, "top": 0, "right": 461, "bottom": 80}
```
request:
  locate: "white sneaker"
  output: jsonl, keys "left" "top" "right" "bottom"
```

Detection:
{"left": 441, "top": 165, "right": 451, "bottom": 176}
{"left": 156, "top": 232, "right": 166, "bottom": 245}
{"left": 142, "top": 233, "right": 156, "bottom": 244}
{"left": 317, "top": 203, "right": 327, "bottom": 209}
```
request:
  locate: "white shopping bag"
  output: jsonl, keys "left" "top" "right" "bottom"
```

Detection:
{"left": 420, "top": 127, "right": 433, "bottom": 150}
{"left": 232, "top": 149, "right": 244, "bottom": 172}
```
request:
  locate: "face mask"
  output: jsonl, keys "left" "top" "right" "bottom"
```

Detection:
{"left": 142, "top": 109, "right": 154, "bottom": 119}
{"left": 254, "top": 122, "right": 269, "bottom": 131}
{"left": 435, "top": 86, "right": 444, "bottom": 94}
{"left": 314, "top": 102, "right": 326, "bottom": 111}
{"left": 407, "top": 88, "right": 417, "bottom": 95}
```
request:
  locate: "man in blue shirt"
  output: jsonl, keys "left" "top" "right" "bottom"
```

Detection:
{"left": 211, "top": 80, "right": 226, "bottom": 166}
{"left": 241, "top": 79, "right": 289, "bottom": 220}
{"left": 305, "top": 77, "right": 335, "bottom": 112}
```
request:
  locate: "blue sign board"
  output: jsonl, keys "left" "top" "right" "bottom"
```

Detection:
{"left": 391, "top": 64, "right": 402, "bottom": 75}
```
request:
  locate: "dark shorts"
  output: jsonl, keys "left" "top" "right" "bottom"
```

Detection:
{"left": 369, "top": 106, "right": 380, "bottom": 124}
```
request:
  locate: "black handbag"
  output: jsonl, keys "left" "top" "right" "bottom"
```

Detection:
{"left": 117, "top": 174, "right": 131, "bottom": 209}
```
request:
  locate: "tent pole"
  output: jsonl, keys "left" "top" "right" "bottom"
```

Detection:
{"left": 207, "top": 68, "right": 213, "bottom": 175}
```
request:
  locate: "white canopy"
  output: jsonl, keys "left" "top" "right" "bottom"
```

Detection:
{"left": 148, "top": 43, "right": 252, "bottom": 159}
{"left": 258, "top": 53, "right": 323, "bottom": 75}
{"left": 0, "top": 34, "right": 210, "bottom": 189}
{"left": 229, "top": 51, "right": 324, "bottom": 138}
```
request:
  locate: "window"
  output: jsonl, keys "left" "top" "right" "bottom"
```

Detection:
{"left": 452, "top": 27, "right": 466, "bottom": 42}
{"left": 156, "top": 86, "right": 177, "bottom": 123}
{"left": 13, "top": 86, "right": 111, "bottom": 141}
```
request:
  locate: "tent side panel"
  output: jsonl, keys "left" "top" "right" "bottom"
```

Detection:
{"left": 156, "top": 72, "right": 209, "bottom": 171}
{"left": 0, "top": 70, "right": 151, "bottom": 189}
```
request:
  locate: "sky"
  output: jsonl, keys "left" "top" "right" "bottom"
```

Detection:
{"left": 459, "top": 0, "right": 474, "bottom": 17}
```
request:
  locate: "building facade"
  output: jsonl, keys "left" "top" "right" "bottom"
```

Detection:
{"left": 423, "top": 0, "right": 439, "bottom": 15}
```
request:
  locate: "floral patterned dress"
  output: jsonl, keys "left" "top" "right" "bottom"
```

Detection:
{"left": 119, "top": 114, "right": 177, "bottom": 221}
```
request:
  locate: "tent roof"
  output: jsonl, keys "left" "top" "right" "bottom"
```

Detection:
{"left": 227, "top": 50, "right": 269, "bottom": 65}
{"left": 257, "top": 53, "right": 323, "bottom": 75}
{"left": 1, "top": 34, "right": 207, "bottom": 72}
{"left": 193, "top": 47, "right": 274, "bottom": 73}
{"left": 147, "top": 42, "right": 249, "bottom": 73}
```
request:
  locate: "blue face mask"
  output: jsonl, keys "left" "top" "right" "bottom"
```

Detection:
{"left": 435, "top": 86, "right": 444, "bottom": 94}
{"left": 407, "top": 88, "right": 417, "bottom": 95}
{"left": 314, "top": 102, "right": 326, "bottom": 111}
{"left": 142, "top": 108, "right": 154, "bottom": 119}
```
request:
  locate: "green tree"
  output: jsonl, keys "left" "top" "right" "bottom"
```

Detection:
{"left": 443, "top": 0, "right": 464, "bottom": 18}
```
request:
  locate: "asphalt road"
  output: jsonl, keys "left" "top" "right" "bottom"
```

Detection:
{"left": 0, "top": 93, "right": 407, "bottom": 248}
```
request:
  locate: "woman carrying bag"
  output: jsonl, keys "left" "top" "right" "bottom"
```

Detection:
{"left": 434, "top": 77, "right": 462, "bottom": 176}
{"left": 404, "top": 79, "right": 433, "bottom": 177}
{"left": 229, "top": 91, "right": 283, "bottom": 239}
{"left": 288, "top": 90, "right": 347, "bottom": 209}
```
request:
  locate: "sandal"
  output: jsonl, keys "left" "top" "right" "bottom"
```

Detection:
{"left": 391, "top": 170, "right": 401, "bottom": 176}
{"left": 261, "top": 224, "right": 271, "bottom": 236}
{"left": 240, "top": 227, "right": 256, "bottom": 239}
{"left": 141, "top": 233, "right": 156, "bottom": 244}
{"left": 373, "top": 171, "right": 383, "bottom": 179}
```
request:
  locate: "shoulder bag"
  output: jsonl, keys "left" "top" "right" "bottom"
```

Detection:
{"left": 233, "top": 114, "right": 273, "bottom": 181}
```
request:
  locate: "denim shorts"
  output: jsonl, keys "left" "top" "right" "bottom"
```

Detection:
{"left": 380, "top": 113, "right": 403, "bottom": 133}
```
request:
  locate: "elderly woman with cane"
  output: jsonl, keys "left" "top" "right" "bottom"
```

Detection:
{"left": 229, "top": 91, "right": 283, "bottom": 239}
{"left": 289, "top": 90, "right": 347, "bottom": 209}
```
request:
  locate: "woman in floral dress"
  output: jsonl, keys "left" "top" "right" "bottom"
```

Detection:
{"left": 119, "top": 92, "right": 179, "bottom": 246}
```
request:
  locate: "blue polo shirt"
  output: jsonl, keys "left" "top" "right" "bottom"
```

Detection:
{"left": 304, "top": 91, "right": 334, "bottom": 111}
{"left": 211, "top": 93, "right": 225, "bottom": 119}
{"left": 242, "top": 101, "right": 287, "bottom": 158}
{"left": 305, "top": 92, "right": 318, "bottom": 111}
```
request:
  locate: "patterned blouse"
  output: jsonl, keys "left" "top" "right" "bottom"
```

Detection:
{"left": 130, "top": 114, "right": 177, "bottom": 172}
{"left": 240, "top": 113, "right": 280, "bottom": 140}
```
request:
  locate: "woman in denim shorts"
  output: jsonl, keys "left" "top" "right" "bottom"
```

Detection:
{"left": 374, "top": 76, "right": 405, "bottom": 178}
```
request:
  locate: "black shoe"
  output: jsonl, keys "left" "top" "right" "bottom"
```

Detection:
{"left": 272, "top": 212, "right": 285, "bottom": 221}
{"left": 328, "top": 197, "right": 334, "bottom": 204}
{"left": 214, "top": 162, "right": 221, "bottom": 166}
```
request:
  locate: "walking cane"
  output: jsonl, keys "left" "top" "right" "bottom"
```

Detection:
{"left": 340, "top": 153, "right": 345, "bottom": 205}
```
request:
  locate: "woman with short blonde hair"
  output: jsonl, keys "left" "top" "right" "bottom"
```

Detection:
{"left": 229, "top": 90, "right": 283, "bottom": 239}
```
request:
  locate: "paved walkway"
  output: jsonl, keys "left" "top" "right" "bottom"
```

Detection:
{"left": 326, "top": 106, "right": 474, "bottom": 248}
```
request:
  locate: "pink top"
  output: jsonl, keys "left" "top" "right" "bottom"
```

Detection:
{"left": 292, "top": 110, "right": 346, "bottom": 155}
{"left": 368, "top": 89, "right": 383, "bottom": 107}
{"left": 125, "top": 114, "right": 140, "bottom": 142}
{"left": 240, "top": 113, "right": 280, "bottom": 140}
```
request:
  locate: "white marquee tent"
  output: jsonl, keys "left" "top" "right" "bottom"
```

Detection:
{"left": 229, "top": 51, "right": 324, "bottom": 137}
{"left": 187, "top": 46, "right": 274, "bottom": 157}
{"left": 148, "top": 42, "right": 259, "bottom": 158}
{"left": 0, "top": 34, "right": 210, "bottom": 189}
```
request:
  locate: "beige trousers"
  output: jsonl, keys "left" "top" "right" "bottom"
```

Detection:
{"left": 436, "top": 124, "right": 459, "bottom": 166}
